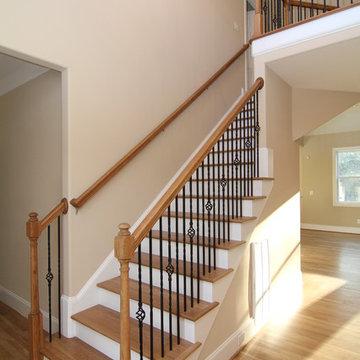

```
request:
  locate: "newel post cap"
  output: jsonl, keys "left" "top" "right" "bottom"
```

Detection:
{"left": 26, "top": 212, "right": 41, "bottom": 239}
{"left": 114, "top": 223, "right": 133, "bottom": 261}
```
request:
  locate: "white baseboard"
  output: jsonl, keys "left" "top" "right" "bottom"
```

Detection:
{"left": 205, "top": 319, "right": 255, "bottom": 360}
{"left": 0, "top": 284, "right": 58, "bottom": 333}
{"left": 301, "top": 223, "right": 360, "bottom": 234}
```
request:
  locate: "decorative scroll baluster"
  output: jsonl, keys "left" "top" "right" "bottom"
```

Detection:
{"left": 159, "top": 217, "right": 165, "bottom": 357}
{"left": 188, "top": 177, "right": 195, "bottom": 307}
{"left": 137, "top": 245, "right": 145, "bottom": 359}
{"left": 206, "top": 154, "right": 212, "bottom": 272}
{"left": 231, "top": 122, "right": 235, "bottom": 220}
{"left": 196, "top": 169, "right": 200, "bottom": 303}
{"left": 217, "top": 141, "right": 221, "bottom": 244}
{"left": 255, "top": 91, "right": 260, "bottom": 177}
{"left": 234, "top": 115, "right": 240, "bottom": 218}
{"left": 221, "top": 135, "right": 226, "bottom": 243}
{"left": 166, "top": 207, "right": 173, "bottom": 351}
{"left": 211, "top": 148, "right": 216, "bottom": 270}
{"left": 46, "top": 225, "right": 54, "bottom": 342}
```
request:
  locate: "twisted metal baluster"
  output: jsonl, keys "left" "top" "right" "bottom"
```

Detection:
{"left": 137, "top": 245, "right": 145, "bottom": 359}
{"left": 175, "top": 197, "right": 180, "bottom": 344}
{"left": 46, "top": 225, "right": 53, "bottom": 342}
{"left": 166, "top": 207, "right": 173, "bottom": 350}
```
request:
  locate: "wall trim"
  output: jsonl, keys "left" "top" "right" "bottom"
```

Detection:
{"left": 301, "top": 223, "right": 360, "bottom": 234}
{"left": 204, "top": 319, "right": 255, "bottom": 360}
{"left": 0, "top": 284, "right": 58, "bottom": 332}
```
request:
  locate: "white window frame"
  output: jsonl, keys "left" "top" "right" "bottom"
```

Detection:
{"left": 333, "top": 146, "right": 360, "bottom": 207}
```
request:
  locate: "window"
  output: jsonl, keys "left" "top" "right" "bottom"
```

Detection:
{"left": 333, "top": 147, "right": 360, "bottom": 207}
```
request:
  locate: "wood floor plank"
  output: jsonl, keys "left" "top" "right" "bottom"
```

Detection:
{"left": 233, "top": 229, "right": 360, "bottom": 360}
{"left": 97, "top": 277, "right": 219, "bottom": 321}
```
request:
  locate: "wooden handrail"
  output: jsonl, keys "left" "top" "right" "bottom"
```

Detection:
{"left": 70, "top": 43, "right": 250, "bottom": 210}
{"left": 290, "top": 0, "right": 337, "bottom": 10}
{"left": 131, "top": 77, "right": 264, "bottom": 253}
{"left": 40, "top": 198, "right": 68, "bottom": 233}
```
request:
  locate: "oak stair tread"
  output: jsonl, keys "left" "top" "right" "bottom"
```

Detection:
{"left": 71, "top": 305, "right": 201, "bottom": 360}
{"left": 98, "top": 277, "right": 219, "bottom": 321}
{"left": 41, "top": 335, "right": 111, "bottom": 360}
{"left": 150, "top": 229, "right": 245, "bottom": 250}
{"left": 164, "top": 211, "right": 257, "bottom": 224}
{"left": 178, "top": 195, "right": 266, "bottom": 201}
{"left": 131, "top": 253, "right": 233, "bottom": 283}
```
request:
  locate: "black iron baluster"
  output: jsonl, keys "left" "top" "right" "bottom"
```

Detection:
{"left": 226, "top": 128, "right": 230, "bottom": 242}
{"left": 188, "top": 177, "right": 195, "bottom": 308}
{"left": 46, "top": 225, "right": 53, "bottom": 342}
{"left": 212, "top": 148, "right": 216, "bottom": 270}
{"left": 231, "top": 121, "right": 235, "bottom": 220}
{"left": 175, "top": 197, "right": 180, "bottom": 345}
{"left": 166, "top": 207, "right": 173, "bottom": 351}
{"left": 323, "top": 0, "right": 326, "bottom": 13}
{"left": 182, "top": 186, "right": 187, "bottom": 312}
{"left": 57, "top": 216, "right": 61, "bottom": 339}
{"left": 246, "top": 101, "right": 251, "bottom": 197}
{"left": 240, "top": 108, "right": 245, "bottom": 217}
{"left": 159, "top": 218, "right": 164, "bottom": 357}
{"left": 300, "top": 0, "right": 303, "bottom": 20}
{"left": 221, "top": 135, "right": 226, "bottom": 243}
{"left": 250, "top": 97, "right": 254, "bottom": 197}
{"left": 217, "top": 140, "right": 221, "bottom": 245}
{"left": 255, "top": 91, "right": 260, "bottom": 178}
{"left": 149, "top": 231, "right": 154, "bottom": 358}
{"left": 235, "top": 115, "right": 240, "bottom": 218}
{"left": 137, "top": 245, "right": 145, "bottom": 360}
{"left": 182, "top": 186, "right": 187, "bottom": 311}
{"left": 277, "top": 0, "right": 281, "bottom": 28}
{"left": 206, "top": 154, "right": 212, "bottom": 272}
{"left": 201, "top": 162, "right": 206, "bottom": 276}
{"left": 196, "top": 169, "right": 200, "bottom": 304}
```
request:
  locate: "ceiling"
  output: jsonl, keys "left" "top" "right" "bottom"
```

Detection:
{"left": 0, "top": 53, "right": 48, "bottom": 97}
{"left": 267, "top": 36, "right": 360, "bottom": 93}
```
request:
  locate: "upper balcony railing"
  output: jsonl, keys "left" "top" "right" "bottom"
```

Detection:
{"left": 254, "top": 0, "right": 359, "bottom": 36}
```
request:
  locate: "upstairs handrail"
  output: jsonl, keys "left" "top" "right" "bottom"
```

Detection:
{"left": 70, "top": 43, "right": 250, "bottom": 210}
{"left": 26, "top": 198, "right": 68, "bottom": 360}
{"left": 253, "top": 0, "right": 357, "bottom": 36}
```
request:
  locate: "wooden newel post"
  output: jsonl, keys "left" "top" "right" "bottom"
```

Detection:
{"left": 26, "top": 212, "right": 44, "bottom": 360}
{"left": 114, "top": 223, "right": 133, "bottom": 360}
{"left": 284, "top": 0, "right": 290, "bottom": 26}
{"left": 254, "top": 0, "right": 264, "bottom": 37}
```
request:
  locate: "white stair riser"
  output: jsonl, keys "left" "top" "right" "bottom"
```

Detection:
{"left": 190, "top": 165, "right": 258, "bottom": 179}
{"left": 129, "top": 263, "right": 214, "bottom": 302}
{"left": 75, "top": 322, "right": 146, "bottom": 360}
{"left": 140, "top": 237, "right": 229, "bottom": 269}
{"left": 153, "top": 217, "right": 249, "bottom": 241}
{"left": 170, "top": 198, "right": 257, "bottom": 217}
{"left": 185, "top": 179, "right": 267, "bottom": 196}
{"left": 98, "top": 288, "right": 196, "bottom": 342}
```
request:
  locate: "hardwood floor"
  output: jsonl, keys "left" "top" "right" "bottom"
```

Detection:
{"left": 1, "top": 229, "right": 360, "bottom": 359}
{"left": 0, "top": 301, "right": 29, "bottom": 359}
{"left": 233, "top": 229, "right": 360, "bottom": 360}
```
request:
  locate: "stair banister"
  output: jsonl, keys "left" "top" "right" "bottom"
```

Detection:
{"left": 131, "top": 78, "right": 264, "bottom": 250}
{"left": 70, "top": 43, "right": 250, "bottom": 210}
{"left": 254, "top": 0, "right": 264, "bottom": 36}
{"left": 26, "top": 198, "right": 68, "bottom": 360}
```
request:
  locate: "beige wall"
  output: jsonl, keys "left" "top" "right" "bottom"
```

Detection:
{"left": 0, "top": 1, "right": 246, "bottom": 296}
{"left": 292, "top": 88, "right": 360, "bottom": 140}
{"left": 300, "top": 131, "right": 360, "bottom": 228}
{"left": 0, "top": 70, "right": 62, "bottom": 312}
{"left": 199, "top": 67, "right": 301, "bottom": 359}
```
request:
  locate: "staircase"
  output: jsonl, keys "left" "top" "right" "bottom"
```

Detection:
{"left": 38, "top": 79, "right": 274, "bottom": 360}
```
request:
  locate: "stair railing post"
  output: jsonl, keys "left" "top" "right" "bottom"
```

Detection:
{"left": 114, "top": 223, "right": 133, "bottom": 360}
{"left": 254, "top": 0, "right": 264, "bottom": 36}
{"left": 26, "top": 212, "right": 44, "bottom": 360}
{"left": 284, "top": 0, "right": 290, "bottom": 25}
